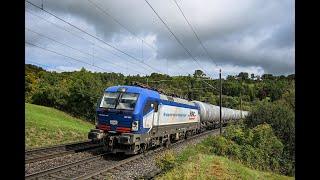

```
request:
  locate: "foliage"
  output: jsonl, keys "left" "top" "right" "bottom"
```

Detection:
{"left": 204, "top": 124, "right": 292, "bottom": 175}
{"left": 156, "top": 127, "right": 293, "bottom": 179}
{"left": 244, "top": 101, "right": 295, "bottom": 167}
{"left": 25, "top": 64, "right": 294, "bottom": 122}
{"left": 155, "top": 150, "right": 176, "bottom": 172}
{"left": 157, "top": 153, "right": 293, "bottom": 180}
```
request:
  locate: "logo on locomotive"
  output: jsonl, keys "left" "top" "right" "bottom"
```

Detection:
{"left": 188, "top": 110, "right": 197, "bottom": 120}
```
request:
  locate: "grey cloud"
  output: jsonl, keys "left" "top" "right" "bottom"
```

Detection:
{"left": 26, "top": 0, "right": 295, "bottom": 76}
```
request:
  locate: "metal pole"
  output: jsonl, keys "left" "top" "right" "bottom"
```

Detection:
{"left": 240, "top": 90, "right": 242, "bottom": 119}
{"left": 219, "top": 69, "right": 222, "bottom": 134}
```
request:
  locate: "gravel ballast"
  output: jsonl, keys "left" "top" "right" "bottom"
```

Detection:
{"left": 93, "top": 130, "right": 221, "bottom": 180}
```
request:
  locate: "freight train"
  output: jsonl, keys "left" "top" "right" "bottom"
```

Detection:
{"left": 88, "top": 85, "right": 249, "bottom": 154}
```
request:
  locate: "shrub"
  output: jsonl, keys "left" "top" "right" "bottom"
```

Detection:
{"left": 155, "top": 150, "right": 176, "bottom": 172}
{"left": 244, "top": 101, "right": 295, "bottom": 175}
{"left": 206, "top": 123, "right": 286, "bottom": 175}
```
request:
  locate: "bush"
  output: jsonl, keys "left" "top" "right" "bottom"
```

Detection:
{"left": 244, "top": 101, "right": 295, "bottom": 175}
{"left": 155, "top": 150, "right": 176, "bottom": 172}
{"left": 206, "top": 124, "right": 287, "bottom": 175}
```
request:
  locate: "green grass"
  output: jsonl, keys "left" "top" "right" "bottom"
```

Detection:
{"left": 25, "top": 103, "right": 94, "bottom": 149}
{"left": 155, "top": 136, "right": 294, "bottom": 180}
{"left": 156, "top": 153, "right": 293, "bottom": 180}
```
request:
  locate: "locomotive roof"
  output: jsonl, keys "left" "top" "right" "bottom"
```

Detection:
{"left": 105, "top": 85, "right": 159, "bottom": 98}
{"left": 105, "top": 85, "right": 195, "bottom": 106}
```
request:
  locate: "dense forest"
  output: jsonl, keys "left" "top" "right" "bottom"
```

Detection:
{"left": 25, "top": 64, "right": 295, "bottom": 175}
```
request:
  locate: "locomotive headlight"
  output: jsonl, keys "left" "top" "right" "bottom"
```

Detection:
{"left": 131, "top": 121, "right": 139, "bottom": 131}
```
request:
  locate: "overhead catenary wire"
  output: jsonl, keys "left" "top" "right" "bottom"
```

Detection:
{"left": 25, "top": 27, "right": 147, "bottom": 75}
{"left": 87, "top": 0, "right": 157, "bottom": 51}
{"left": 25, "top": 59, "right": 52, "bottom": 69}
{"left": 25, "top": 9, "right": 152, "bottom": 74}
{"left": 144, "top": 0, "right": 213, "bottom": 78}
{"left": 26, "top": 0, "right": 164, "bottom": 74}
{"left": 26, "top": 41, "right": 112, "bottom": 72}
{"left": 172, "top": 0, "right": 220, "bottom": 72}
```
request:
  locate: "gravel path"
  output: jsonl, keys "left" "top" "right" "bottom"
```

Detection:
{"left": 96, "top": 130, "right": 220, "bottom": 180}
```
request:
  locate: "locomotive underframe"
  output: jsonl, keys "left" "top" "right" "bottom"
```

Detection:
{"left": 89, "top": 118, "right": 238, "bottom": 155}
{"left": 89, "top": 122, "right": 203, "bottom": 154}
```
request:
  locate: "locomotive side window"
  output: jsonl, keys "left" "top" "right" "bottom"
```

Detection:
{"left": 153, "top": 101, "right": 159, "bottom": 112}
{"left": 143, "top": 100, "right": 159, "bottom": 114}
{"left": 143, "top": 100, "right": 152, "bottom": 115}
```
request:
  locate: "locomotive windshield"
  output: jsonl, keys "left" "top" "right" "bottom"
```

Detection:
{"left": 99, "top": 92, "right": 139, "bottom": 110}
{"left": 116, "top": 93, "right": 139, "bottom": 110}
{"left": 100, "top": 92, "right": 120, "bottom": 109}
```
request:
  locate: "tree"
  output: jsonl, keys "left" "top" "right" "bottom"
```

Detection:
{"left": 250, "top": 73, "right": 255, "bottom": 79}
{"left": 237, "top": 72, "right": 249, "bottom": 81}
{"left": 287, "top": 74, "right": 295, "bottom": 80}
{"left": 227, "top": 75, "right": 236, "bottom": 81}
{"left": 244, "top": 101, "right": 295, "bottom": 168}
{"left": 193, "top": 69, "right": 206, "bottom": 78}
{"left": 262, "top": 74, "right": 274, "bottom": 80}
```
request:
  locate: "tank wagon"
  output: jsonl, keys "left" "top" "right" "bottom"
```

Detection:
{"left": 88, "top": 85, "right": 248, "bottom": 155}
{"left": 193, "top": 101, "right": 249, "bottom": 129}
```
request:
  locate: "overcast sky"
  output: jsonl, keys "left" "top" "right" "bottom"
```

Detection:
{"left": 25, "top": 0, "right": 295, "bottom": 78}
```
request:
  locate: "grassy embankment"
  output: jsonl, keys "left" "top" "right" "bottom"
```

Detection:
{"left": 156, "top": 154, "right": 293, "bottom": 180}
{"left": 25, "top": 103, "right": 94, "bottom": 149}
{"left": 156, "top": 137, "right": 294, "bottom": 180}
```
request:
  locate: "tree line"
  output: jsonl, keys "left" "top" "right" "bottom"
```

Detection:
{"left": 25, "top": 64, "right": 294, "bottom": 122}
{"left": 25, "top": 64, "right": 295, "bottom": 175}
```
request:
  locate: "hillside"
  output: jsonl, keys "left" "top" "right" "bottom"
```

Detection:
{"left": 156, "top": 154, "right": 293, "bottom": 180}
{"left": 25, "top": 103, "right": 94, "bottom": 149}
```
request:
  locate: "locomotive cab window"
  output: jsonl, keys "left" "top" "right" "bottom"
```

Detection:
{"left": 100, "top": 92, "right": 120, "bottom": 109}
{"left": 116, "top": 93, "right": 139, "bottom": 110}
{"left": 153, "top": 102, "right": 159, "bottom": 112}
{"left": 100, "top": 92, "right": 139, "bottom": 110}
{"left": 143, "top": 100, "right": 158, "bottom": 114}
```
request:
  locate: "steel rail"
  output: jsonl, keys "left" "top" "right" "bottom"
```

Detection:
{"left": 25, "top": 140, "right": 103, "bottom": 163}
{"left": 75, "top": 128, "right": 222, "bottom": 179}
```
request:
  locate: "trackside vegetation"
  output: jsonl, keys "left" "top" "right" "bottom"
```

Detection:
{"left": 155, "top": 124, "right": 294, "bottom": 179}
{"left": 25, "top": 103, "right": 93, "bottom": 149}
{"left": 25, "top": 64, "right": 295, "bottom": 175}
{"left": 156, "top": 153, "right": 292, "bottom": 180}
{"left": 25, "top": 64, "right": 295, "bottom": 122}
{"left": 156, "top": 93, "right": 295, "bottom": 177}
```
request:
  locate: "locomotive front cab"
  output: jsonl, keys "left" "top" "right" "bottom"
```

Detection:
{"left": 88, "top": 86, "right": 154, "bottom": 154}
{"left": 96, "top": 89, "right": 140, "bottom": 133}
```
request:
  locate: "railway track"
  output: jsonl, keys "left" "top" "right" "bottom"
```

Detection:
{"left": 25, "top": 140, "right": 103, "bottom": 164}
{"left": 25, "top": 129, "right": 221, "bottom": 180}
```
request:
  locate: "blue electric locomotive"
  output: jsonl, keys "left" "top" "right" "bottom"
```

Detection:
{"left": 88, "top": 85, "right": 201, "bottom": 154}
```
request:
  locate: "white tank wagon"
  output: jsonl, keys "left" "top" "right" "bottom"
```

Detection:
{"left": 192, "top": 101, "right": 249, "bottom": 124}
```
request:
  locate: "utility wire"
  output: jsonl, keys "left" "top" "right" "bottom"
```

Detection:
{"left": 87, "top": 0, "right": 157, "bottom": 51}
{"left": 26, "top": 41, "right": 111, "bottom": 72}
{"left": 25, "top": 9, "right": 151, "bottom": 74}
{"left": 25, "top": 27, "right": 146, "bottom": 75}
{"left": 144, "top": 0, "right": 212, "bottom": 78}
{"left": 26, "top": 0, "right": 163, "bottom": 74}
{"left": 25, "top": 59, "right": 51, "bottom": 69}
{"left": 172, "top": 0, "right": 220, "bottom": 72}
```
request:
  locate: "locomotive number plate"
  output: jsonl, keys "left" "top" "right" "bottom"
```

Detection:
{"left": 110, "top": 120, "right": 118, "bottom": 125}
